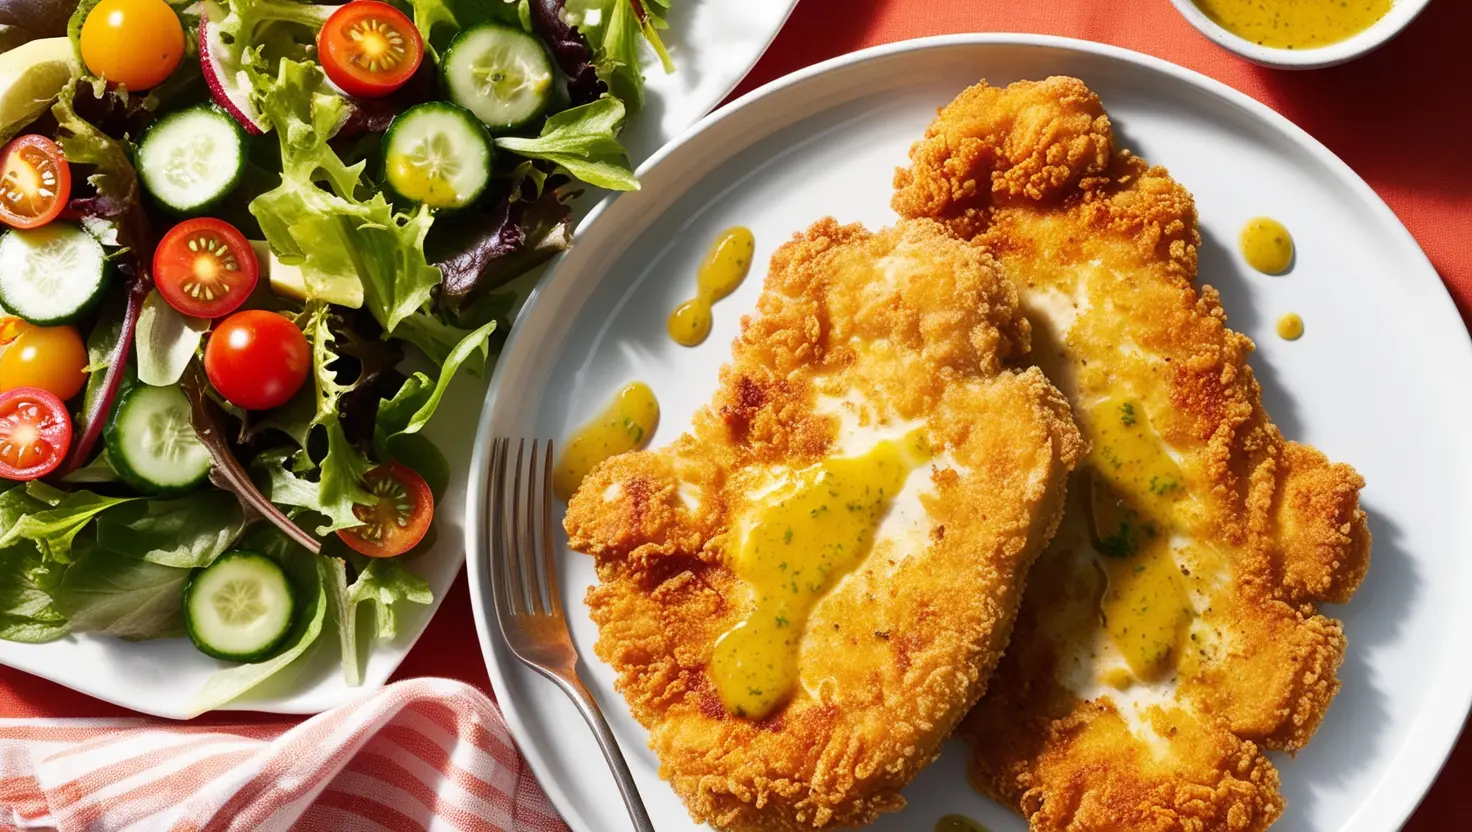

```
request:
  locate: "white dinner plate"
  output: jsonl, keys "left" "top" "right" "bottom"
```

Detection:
{"left": 465, "top": 34, "right": 1472, "bottom": 832}
{"left": 0, "top": 0, "right": 798, "bottom": 719}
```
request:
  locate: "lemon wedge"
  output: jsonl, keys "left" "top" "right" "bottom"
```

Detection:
{"left": 0, "top": 38, "right": 79, "bottom": 143}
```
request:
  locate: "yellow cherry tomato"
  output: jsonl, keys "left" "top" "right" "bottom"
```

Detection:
{"left": 79, "top": 0, "right": 184, "bottom": 91}
{"left": 0, "top": 320, "right": 88, "bottom": 401}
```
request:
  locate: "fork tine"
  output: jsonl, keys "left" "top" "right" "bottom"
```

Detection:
{"left": 540, "top": 440, "right": 566, "bottom": 619}
{"left": 510, "top": 438, "right": 531, "bottom": 614}
{"left": 526, "top": 439, "right": 549, "bottom": 616}
{"left": 490, "top": 438, "right": 511, "bottom": 623}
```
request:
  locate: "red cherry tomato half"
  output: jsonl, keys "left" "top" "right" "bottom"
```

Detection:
{"left": 0, "top": 387, "right": 73, "bottom": 480}
{"left": 204, "top": 310, "right": 310, "bottom": 411}
{"left": 336, "top": 461, "right": 435, "bottom": 558}
{"left": 153, "top": 218, "right": 259, "bottom": 319}
{"left": 317, "top": 1, "right": 424, "bottom": 99}
{"left": 0, "top": 135, "right": 71, "bottom": 230}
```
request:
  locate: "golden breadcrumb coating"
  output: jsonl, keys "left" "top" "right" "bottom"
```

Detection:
{"left": 564, "top": 218, "right": 1085, "bottom": 831}
{"left": 895, "top": 76, "right": 1370, "bottom": 832}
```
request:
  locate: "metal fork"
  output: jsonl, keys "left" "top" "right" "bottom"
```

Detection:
{"left": 488, "top": 438, "right": 655, "bottom": 832}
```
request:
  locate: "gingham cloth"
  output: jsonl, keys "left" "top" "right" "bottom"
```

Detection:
{"left": 0, "top": 678, "right": 569, "bottom": 832}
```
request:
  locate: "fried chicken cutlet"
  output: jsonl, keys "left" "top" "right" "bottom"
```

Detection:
{"left": 564, "top": 218, "right": 1085, "bottom": 831}
{"left": 893, "top": 77, "right": 1371, "bottom": 831}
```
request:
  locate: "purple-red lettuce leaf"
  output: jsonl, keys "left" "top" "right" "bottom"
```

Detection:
{"left": 183, "top": 370, "right": 323, "bottom": 555}
{"left": 530, "top": 0, "right": 604, "bottom": 107}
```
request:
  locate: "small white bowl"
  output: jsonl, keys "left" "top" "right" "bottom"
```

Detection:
{"left": 1167, "top": 0, "right": 1434, "bottom": 69}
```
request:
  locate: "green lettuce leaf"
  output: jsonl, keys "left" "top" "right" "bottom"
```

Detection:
{"left": 95, "top": 492, "right": 247, "bottom": 568}
{"left": 247, "top": 57, "right": 441, "bottom": 333}
{"left": 495, "top": 97, "right": 638, "bottom": 191}
{"left": 55, "top": 546, "right": 189, "bottom": 639}
{"left": 303, "top": 306, "right": 375, "bottom": 531}
{"left": 0, "top": 483, "right": 137, "bottom": 564}
{"left": 134, "top": 289, "right": 209, "bottom": 387}
{"left": 0, "top": 542, "right": 69, "bottom": 643}
{"left": 321, "top": 554, "right": 432, "bottom": 686}
{"left": 377, "top": 320, "right": 496, "bottom": 440}
{"left": 189, "top": 525, "right": 327, "bottom": 717}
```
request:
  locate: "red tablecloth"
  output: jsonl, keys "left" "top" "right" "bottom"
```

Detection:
{"left": 4, "top": 0, "right": 1469, "bottom": 828}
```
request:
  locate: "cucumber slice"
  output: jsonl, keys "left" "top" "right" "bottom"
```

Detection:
{"left": 104, "top": 383, "right": 212, "bottom": 496}
{"left": 442, "top": 23, "right": 554, "bottom": 132}
{"left": 137, "top": 104, "right": 248, "bottom": 216}
{"left": 0, "top": 223, "right": 109, "bottom": 325}
{"left": 185, "top": 552, "right": 296, "bottom": 662}
{"left": 382, "top": 102, "right": 493, "bottom": 210}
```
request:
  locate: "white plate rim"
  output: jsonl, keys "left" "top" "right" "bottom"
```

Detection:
{"left": 0, "top": 0, "right": 798, "bottom": 719}
{"left": 464, "top": 32, "right": 1472, "bottom": 832}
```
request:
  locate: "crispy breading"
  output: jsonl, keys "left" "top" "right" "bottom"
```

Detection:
{"left": 894, "top": 76, "right": 1371, "bottom": 831}
{"left": 564, "top": 218, "right": 1085, "bottom": 831}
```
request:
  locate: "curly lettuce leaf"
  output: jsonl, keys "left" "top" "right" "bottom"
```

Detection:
{"left": 495, "top": 96, "right": 637, "bottom": 191}
{"left": 248, "top": 58, "right": 440, "bottom": 333}
{"left": 0, "top": 541, "right": 68, "bottom": 643}
{"left": 304, "top": 306, "right": 375, "bottom": 530}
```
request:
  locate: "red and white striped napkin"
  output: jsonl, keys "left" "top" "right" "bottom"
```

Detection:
{"left": 0, "top": 678, "right": 569, "bottom": 832}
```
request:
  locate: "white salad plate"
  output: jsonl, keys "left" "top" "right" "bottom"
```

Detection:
{"left": 465, "top": 34, "right": 1472, "bottom": 832}
{"left": 0, "top": 0, "right": 798, "bottom": 720}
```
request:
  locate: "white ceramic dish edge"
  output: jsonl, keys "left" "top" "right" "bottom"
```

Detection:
{"left": 464, "top": 32, "right": 1472, "bottom": 832}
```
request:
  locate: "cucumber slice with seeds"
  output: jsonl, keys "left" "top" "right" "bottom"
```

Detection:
{"left": 0, "top": 222, "right": 109, "bottom": 325}
{"left": 104, "top": 383, "right": 212, "bottom": 496}
{"left": 137, "top": 104, "right": 248, "bottom": 216}
{"left": 185, "top": 552, "right": 296, "bottom": 662}
{"left": 382, "top": 102, "right": 492, "bottom": 210}
{"left": 443, "top": 23, "right": 554, "bottom": 132}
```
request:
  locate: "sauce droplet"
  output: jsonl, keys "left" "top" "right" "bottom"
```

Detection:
{"left": 1085, "top": 398, "right": 1193, "bottom": 683}
{"left": 711, "top": 431, "right": 930, "bottom": 719}
{"left": 668, "top": 226, "right": 755, "bottom": 347}
{"left": 1276, "top": 312, "right": 1304, "bottom": 341}
{"left": 1239, "top": 217, "right": 1293, "bottom": 275}
{"left": 935, "top": 815, "right": 991, "bottom": 832}
{"left": 553, "top": 382, "right": 659, "bottom": 501}
{"left": 1192, "top": 0, "right": 1391, "bottom": 49}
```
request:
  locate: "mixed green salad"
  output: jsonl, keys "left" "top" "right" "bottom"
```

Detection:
{"left": 0, "top": 0, "right": 668, "bottom": 711}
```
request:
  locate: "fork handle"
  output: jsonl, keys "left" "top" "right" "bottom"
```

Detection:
{"left": 547, "top": 671, "right": 657, "bottom": 832}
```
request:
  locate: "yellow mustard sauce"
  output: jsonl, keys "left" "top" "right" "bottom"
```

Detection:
{"left": 668, "top": 226, "right": 755, "bottom": 347}
{"left": 1085, "top": 398, "right": 1194, "bottom": 682}
{"left": 1277, "top": 312, "right": 1305, "bottom": 341}
{"left": 552, "top": 382, "right": 659, "bottom": 501}
{"left": 1239, "top": 217, "right": 1294, "bottom": 275}
{"left": 711, "top": 431, "right": 930, "bottom": 719}
{"left": 935, "top": 815, "right": 991, "bottom": 832}
{"left": 1193, "top": 0, "right": 1392, "bottom": 49}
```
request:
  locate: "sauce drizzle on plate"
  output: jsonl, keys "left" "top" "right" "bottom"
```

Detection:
{"left": 1277, "top": 312, "right": 1305, "bottom": 341}
{"left": 668, "top": 226, "right": 755, "bottom": 346}
{"left": 711, "top": 431, "right": 929, "bottom": 719}
{"left": 1193, "top": 0, "right": 1392, "bottom": 49}
{"left": 1240, "top": 216, "right": 1294, "bottom": 275}
{"left": 552, "top": 382, "right": 659, "bottom": 501}
{"left": 935, "top": 814, "right": 991, "bottom": 832}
